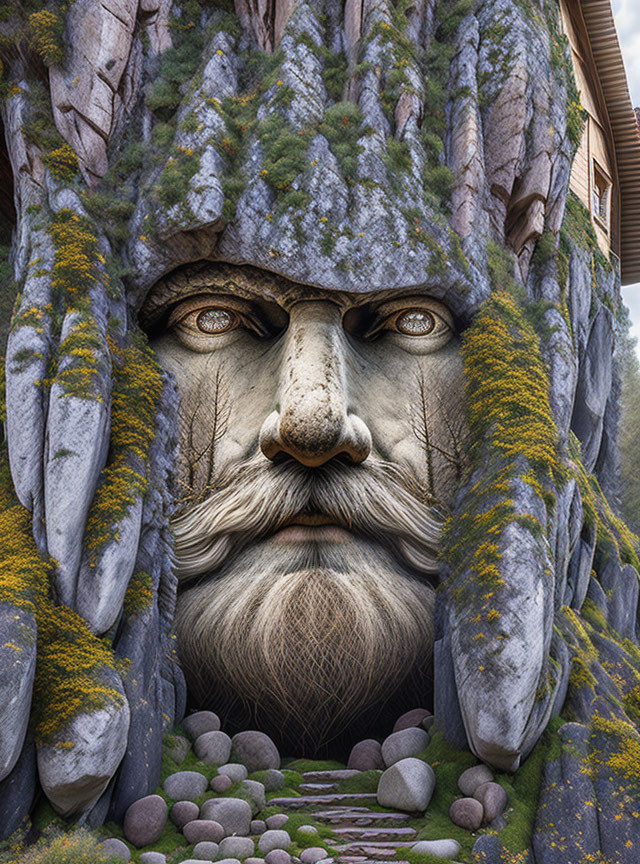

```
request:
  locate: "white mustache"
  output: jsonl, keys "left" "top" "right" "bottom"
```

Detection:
{"left": 171, "top": 454, "right": 443, "bottom": 581}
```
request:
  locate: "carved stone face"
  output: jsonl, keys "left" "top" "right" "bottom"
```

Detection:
{"left": 146, "top": 263, "right": 467, "bottom": 753}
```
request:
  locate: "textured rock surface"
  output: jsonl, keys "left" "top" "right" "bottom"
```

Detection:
{"left": 376, "top": 758, "right": 435, "bottom": 812}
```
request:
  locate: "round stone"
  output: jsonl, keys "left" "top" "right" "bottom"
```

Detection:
{"left": 200, "top": 797, "right": 253, "bottom": 836}
{"left": 197, "top": 308, "right": 235, "bottom": 334}
{"left": 195, "top": 731, "right": 232, "bottom": 766}
{"left": 347, "top": 739, "right": 384, "bottom": 771}
{"left": 231, "top": 731, "right": 280, "bottom": 772}
{"left": 264, "top": 852, "right": 291, "bottom": 864}
{"left": 164, "top": 770, "right": 208, "bottom": 800}
{"left": 474, "top": 781, "right": 508, "bottom": 823}
{"left": 258, "top": 830, "right": 292, "bottom": 853}
{"left": 218, "top": 836, "right": 255, "bottom": 860}
{"left": 210, "top": 774, "right": 234, "bottom": 793}
{"left": 123, "top": 794, "right": 168, "bottom": 847}
{"left": 241, "top": 779, "right": 266, "bottom": 814}
{"left": 171, "top": 800, "right": 199, "bottom": 828}
{"left": 411, "top": 840, "right": 461, "bottom": 859}
{"left": 245, "top": 859, "right": 265, "bottom": 864}
{"left": 192, "top": 841, "right": 219, "bottom": 861}
{"left": 381, "top": 728, "right": 430, "bottom": 767}
{"left": 218, "top": 763, "right": 249, "bottom": 783}
{"left": 300, "top": 848, "right": 328, "bottom": 864}
{"left": 251, "top": 819, "right": 267, "bottom": 834}
{"left": 377, "top": 758, "right": 435, "bottom": 812}
{"left": 183, "top": 711, "right": 222, "bottom": 740}
{"left": 140, "top": 854, "right": 167, "bottom": 864}
{"left": 164, "top": 734, "right": 191, "bottom": 764}
{"left": 215, "top": 859, "right": 242, "bottom": 864}
{"left": 297, "top": 825, "right": 318, "bottom": 836}
{"left": 450, "top": 797, "right": 484, "bottom": 832}
{"left": 183, "top": 820, "right": 226, "bottom": 845}
{"left": 393, "top": 709, "right": 432, "bottom": 733}
{"left": 396, "top": 309, "right": 435, "bottom": 335}
{"left": 98, "top": 838, "right": 131, "bottom": 861}
{"left": 457, "top": 764, "right": 494, "bottom": 797}
{"left": 265, "top": 814, "right": 289, "bottom": 830}
{"left": 262, "top": 769, "right": 286, "bottom": 791}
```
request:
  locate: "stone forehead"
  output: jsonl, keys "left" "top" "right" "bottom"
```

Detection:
{"left": 138, "top": 260, "right": 480, "bottom": 329}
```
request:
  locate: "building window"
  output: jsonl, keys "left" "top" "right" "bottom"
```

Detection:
{"left": 592, "top": 162, "right": 612, "bottom": 232}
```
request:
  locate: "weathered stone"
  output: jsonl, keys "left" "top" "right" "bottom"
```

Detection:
{"left": 449, "top": 797, "right": 483, "bottom": 832}
{"left": 195, "top": 731, "right": 232, "bottom": 766}
{"left": 264, "top": 851, "right": 291, "bottom": 864}
{"left": 299, "top": 848, "right": 328, "bottom": 864}
{"left": 411, "top": 840, "right": 461, "bottom": 859}
{"left": 231, "top": 731, "right": 280, "bottom": 772}
{"left": 183, "top": 711, "right": 222, "bottom": 740}
{"left": 218, "top": 763, "right": 248, "bottom": 783}
{"left": 0, "top": 742, "right": 37, "bottom": 842}
{"left": 474, "top": 782, "right": 507, "bottom": 823}
{"left": 457, "top": 765, "right": 494, "bottom": 797}
{"left": 376, "top": 758, "right": 435, "bottom": 812}
{"left": 258, "top": 830, "right": 292, "bottom": 852}
{"left": 262, "top": 769, "right": 286, "bottom": 791}
{"left": 241, "top": 779, "right": 266, "bottom": 814}
{"left": 393, "top": 709, "right": 432, "bottom": 732}
{"left": 200, "top": 798, "right": 253, "bottom": 836}
{"left": 251, "top": 819, "right": 267, "bottom": 834}
{"left": 381, "top": 728, "right": 430, "bottom": 767}
{"left": 218, "top": 836, "right": 255, "bottom": 859}
{"left": 0, "top": 607, "right": 37, "bottom": 783}
{"left": 265, "top": 814, "right": 289, "bottom": 830}
{"left": 347, "top": 739, "right": 385, "bottom": 771}
{"left": 170, "top": 799, "right": 199, "bottom": 828}
{"left": 140, "top": 854, "right": 167, "bottom": 864}
{"left": 297, "top": 825, "right": 318, "bottom": 835}
{"left": 192, "top": 841, "right": 219, "bottom": 860}
{"left": 123, "top": 794, "right": 167, "bottom": 847}
{"left": 164, "top": 770, "right": 208, "bottom": 800}
{"left": 99, "top": 838, "right": 132, "bottom": 861}
{"left": 211, "top": 773, "right": 234, "bottom": 792}
{"left": 164, "top": 734, "right": 191, "bottom": 764}
{"left": 183, "top": 820, "right": 226, "bottom": 845}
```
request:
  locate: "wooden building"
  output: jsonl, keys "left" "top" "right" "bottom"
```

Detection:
{"left": 560, "top": 0, "right": 640, "bottom": 284}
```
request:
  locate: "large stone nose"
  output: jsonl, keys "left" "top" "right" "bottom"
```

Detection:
{"left": 259, "top": 302, "right": 372, "bottom": 466}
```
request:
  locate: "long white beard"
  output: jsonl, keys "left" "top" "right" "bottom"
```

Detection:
{"left": 173, "top": 454, "right": 441, "bottom": 749}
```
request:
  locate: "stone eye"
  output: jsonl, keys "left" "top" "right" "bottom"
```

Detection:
{"left": 394, "top": 309, "right": 436, "bottom": 336}
{"left": 196, "top": 307, "right": 238, "bottom": 334}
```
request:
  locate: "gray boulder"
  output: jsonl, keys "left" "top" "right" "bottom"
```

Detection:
{"left": 393, "top": 709, "right": 432, "bottom": 732}
{"left": 241, "top": 779, "right": 266, "bottom": 814}
{"left": 140, "top": 854, "right": 167, "bottom": 864}
{"left": 193, "top": 841, "right": 219, "bottom": 860}
{"left": 411, "top": 840, "right": 461, "bottom": 859}
{"left": 184, "top": 711, "right": 222, "bottom": 740}
{"left": 210, "top": 774, "right": 233, "bottom": 792}
{"left": 164, "top": 770, "right": 208, "bottom": 800}
{"left": 450, "top": 797, "right": 483, "bottom": 831}
{"left": 183, "top": 820, "right": 226, "bottom": 844}
{"left": 164, "top": 734, "right": 191, "bottom": 764}
{"left": 258, "top": 830, "right": 292, "bottom": 852}
{"left": 376, "top": 758, "right": 435, "bottom": 812}
{"left": 0, "top": 607, "right": 37, "bottom": 783}
{"left": 123, "top": 794, "right": 167, "bottom": 847}
{"left": 170, "top": 800, "right": 200, "bottom": 828}
{"left": 474, "top": 781, "right": 508, "bottom": 823}
{"left": 218, "top": 837, "right": 255, "bottom": 859}
{"left": 99, "top": 838, "right": 131, "bottom": 861}
{"left": 251, "top": 819, "right": 267, "bottom": 834}
{"left": 200, "top": 798, "right": 253, "bottom": 836}
{"left": 300, "top": 849, "right": 328, "bottom": 864}
{"left": 458, "top": 764, "right": 494, "bottom": 797}
{"left": 265, "top": 814, "right": 289, "bottom": 830}
{"left": 231, "top": 731, "right": 280, "bottom": 772}
{"left": 264, "top": 852, "right": 291, "bottom": 864}
{"left": 262, "top": 769, "right": 286, "bottom": 791}
{"left": 381, "top": 728, "right": 430, "bottom": 767}
{"left": 195, "top": 731, "right": 232, "bottom": 766}
{"left": 218, "top": 763, "right": 248, "bottom": 782}
{"left": 347, "top": 739, "right": 385, "bottom": 771}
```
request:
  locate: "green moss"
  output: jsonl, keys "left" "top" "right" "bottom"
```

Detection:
{"left": 154, "top": 145, "right": 201, "bottom": 210}
{"left": 283, "top": 757, "right": 345, "bottom": 772}
{"left": 318, "top": 102, "right": 365, "bottom": 185}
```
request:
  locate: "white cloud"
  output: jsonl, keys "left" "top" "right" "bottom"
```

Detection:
{"left": 612, "top": 0, "right": 640, "bottom": 108}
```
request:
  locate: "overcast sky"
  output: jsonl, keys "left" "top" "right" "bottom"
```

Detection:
{"left": 612, "top": 0, "right": 640, "bottom": 349}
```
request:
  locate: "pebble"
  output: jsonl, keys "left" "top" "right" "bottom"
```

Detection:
{"left": 474, "top": 781, "right": 508, "bottom": 823}
{"left": 98, "top": 838, "right": 131, "bottom": 861}
{"left": 411, "top": 839, "right": 461, "bottom": 859}
{"left": 297, "top": 825, "right": 318, "bottom": 835}
{"left": 421, "top": 715, "right": 435, "bottom": 733}
{"left": 457, "top": 764, "right": 494, "bottom": 797}
{"left": 450, "top": 797, "right": 484, "bottom": 832}
{"left": 210, "top": 774, "right": 234, "bottom": 793}
{"left": 392, "top": 709, "right": 432, "bottom": 732}
{"left": 258, "top": 830, "right": 291, "bottom": 853}
{"left": 347, "top": 739, "right": 384, "bottom": 771}
{"left": 140, "top": 854, "right": 166, "bottom": 864}
{"left": 245, "top": 859, "right": 265, "bottom": 864}
{"left": 183, "top": 711, "right": 222, "bottom": 740}
{"left": 264, "top": 852, "right": 291, "bottom": 864}
{"left": 300, "top": 848, "right": 328, "bottom": 864}
{"left": 218, "top": 763, "right": 249, "bottom": 783}
{"left": 251, "top": 819, "right": 267, "bottom": 834}
{"left": 124, "top": 794, "right": 168, "bottom": 847}
{"left": 171, "top": 800, "right": 199, "bottom": 828}
{"left": 183, "top": 820, "right": 226, "bottom": 845}
{"left": 231, "top": 731, "right": 280, "bottom": 772}
{"left": 192, "top": 842, "right": 219, "bottom": 861}
{"left": 265, "top": 814, "right": 289, "bottom": 830}
{"left": 195, "top": 731, "right": 233, "bottom": 766}
{"left": 218, "top": 836, "right": 255, "bottom": 859}
{"left": 241, "top": 779, "right": 266, "bottom": 814}
{"left": 381, "top": 728, "right": 430, "bottom": 767}
{"left": 179, "top": 860, "right": 216, "bottom": 864}
{"left": 165, "top": 734, "right": 191, "bottom": 764}
{"left": 200, "top": 797, "right": 253, "bottom": 836}
{"left": 377, "top": 758, "right": 435, "bottom": 812}
{"left": 262, "top": 769, "right": 286, "bottom": 791}
{"left": 164, "top": 770, "right": 208, "bottom": 800}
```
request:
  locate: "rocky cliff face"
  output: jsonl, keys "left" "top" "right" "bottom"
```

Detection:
{"left": 0, "top": 1, "right": 639, "bottom": 860}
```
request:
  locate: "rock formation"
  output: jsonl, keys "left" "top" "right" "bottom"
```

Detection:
{"left": 0, "top": 0, "right": 639, "bottom": 860}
